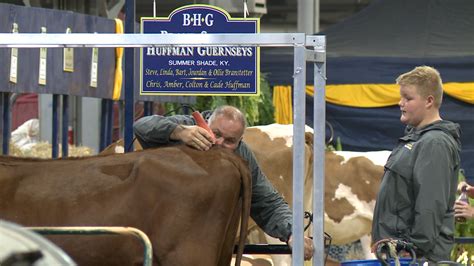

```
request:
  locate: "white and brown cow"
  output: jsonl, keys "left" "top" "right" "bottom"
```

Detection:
{"left": 0, "top": 145, "right": 251, "bottom": 266}
{"left": 242, "top": 124, "right": 390, "bottom": 265}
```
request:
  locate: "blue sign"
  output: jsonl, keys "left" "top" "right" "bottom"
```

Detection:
{"left": 140, "top": 5, "right": 259, "bottom": 96}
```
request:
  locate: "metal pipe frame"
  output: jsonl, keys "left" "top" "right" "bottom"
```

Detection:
{"left": 62, "top": 95, "right": 69, "bottom": 157}
{"left": 292, "top": 44, "right": 306, "bottom": 265}
{"left": 124, "top": 0, "right": 135, "bottom": 153}
{"left": 99, "top": 98, "right": 108, "bottom": 151}
{"left": 52, "top": 94, "right": 60, "bottom": 158}
{"left": 1, "top": 32, "right": 326, "bottom": 266}
{"left": 106, "top": 99, "right": 114, "bottom": 147}
{"left": 307, "top": 35, "right": 327, "bottom": 266}
{"left": 235, "top": 244, "right": 291, "bottom": 254}
{"left": 0, "top": 33, "right": 306, "bottom": 48}
{"left": 143, "top": 101, "right": 153, "bottom": 117}
{"left": 27, "top": 226, "right": 152, "bottom": 266}
{"left": 454, "top": 237, "right": 474, "bottom": 244}
{"left": 1, "top": 92, "right": 10, "bottom": 155}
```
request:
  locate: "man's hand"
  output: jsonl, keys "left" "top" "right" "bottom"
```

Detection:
{"left": 171, "top": 125, "right": 215, "bottom": 151}
{"left": 287, "top": 235, "right": 314, "bottom": 261}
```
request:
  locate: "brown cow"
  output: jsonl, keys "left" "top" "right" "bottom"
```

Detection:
{"left": 0, "top": 145, "right": 251, "bottom": 266}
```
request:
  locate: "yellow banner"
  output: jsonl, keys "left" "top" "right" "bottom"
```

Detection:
{"left": 273, "top": 83, "right": 474, "bottom": 124}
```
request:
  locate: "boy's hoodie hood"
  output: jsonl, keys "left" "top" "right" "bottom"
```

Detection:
{"left": 405, "top": 120, "right": 462, "bottom": 151}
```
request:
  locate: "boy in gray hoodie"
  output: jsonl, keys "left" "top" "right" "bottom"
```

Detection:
{"left": 371, "top": 66, "right": 462, "bottom": 262}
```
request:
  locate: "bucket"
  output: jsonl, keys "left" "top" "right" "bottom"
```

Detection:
{"left": 341, "top": 258, "right": 417, "bottom": 266}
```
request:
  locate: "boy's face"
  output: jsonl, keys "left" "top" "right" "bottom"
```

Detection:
{"left": 209, "top": 115, "right": 243, "bottom": 151}
{"left": 398, "top": 84, "right": 428, "bottom": 128}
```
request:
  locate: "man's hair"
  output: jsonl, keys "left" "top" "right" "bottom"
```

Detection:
{"left": 209, "top": 105, "right": 247, "bottom": 134}
{"left": 396, "top": 65, "right": 444, "bottom": 108}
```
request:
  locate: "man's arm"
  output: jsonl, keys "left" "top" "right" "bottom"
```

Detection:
{"left": 134, "top": 114, "right": 215, "bottom": 150}
{"left": 236, "top": 142, "right": 293, "bottom": 241}
{"left": 237, "top": 142, "right": 314, "bottom": 260}
{"left": 133, "top": 115, "right": 195, "bottom": 149}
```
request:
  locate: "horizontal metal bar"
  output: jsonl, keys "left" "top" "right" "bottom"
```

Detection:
{"left": 0, "top": 33, "right": 306, "bottom": 48}
{"left": 455, "top": 237, "right": 474, "bottom": 244}
{"left": 27, "top": 226, "right": 152, "bottom": 266}
{"left": 234, "top": 244, "right": 291, "bottom": 254}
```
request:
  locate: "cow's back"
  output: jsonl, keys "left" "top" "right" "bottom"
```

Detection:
{"left": 0, "top": 145, "right": 251, "bottom": 266}
{"left": 243, "top": 124, "right": 314, "bottom": 208}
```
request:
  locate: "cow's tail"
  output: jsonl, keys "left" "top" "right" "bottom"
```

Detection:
{"left": 234, "top": 162, "right": 251, "bottom": 266}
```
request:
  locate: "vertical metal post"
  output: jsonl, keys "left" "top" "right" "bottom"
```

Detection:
{"left": 118, "top": 100, "right": 124, "bottom": 139}
{"left": 1, "top": 92, "right": 10, "bottom": 155}
{"left": 0, "top": 93, "right": 3, "bottom": 154}
{"left": 314, "top": 0, "right": 320, "bottom": 33}
{"left": 312, "top": 37, "right": 326, "bottom": 266}
{"left": 72, "top": 96, "right": 81, "bottom": 146}
{"left": 106, "top": 99, "right": 114, "bottom": 146}
{"left": 99, "top": 98, "right": 107, "bottom": 151}
{"left": 182, "top": 104, "right": 190, "bottom": 115}
{"left": 62, "top": 95, "right": 69, "bottom": 157}
{"left": 51, "top": 94, "right": 59, "bottom": 158}
{"left": 292, "top": 45, "right": 306, "bottom": 266}
{"left": 124, "top": 0, "right": 135, "bottom": 152}
{"left": 144, "top": 101, "right": 153, "bottom": 116}
{"left": 297, "top": 0, "right": 316, "bottom": 34}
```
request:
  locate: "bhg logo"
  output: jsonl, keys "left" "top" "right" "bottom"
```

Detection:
{"left": 182, "top": 13, "right": 214, "bottom": 27}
